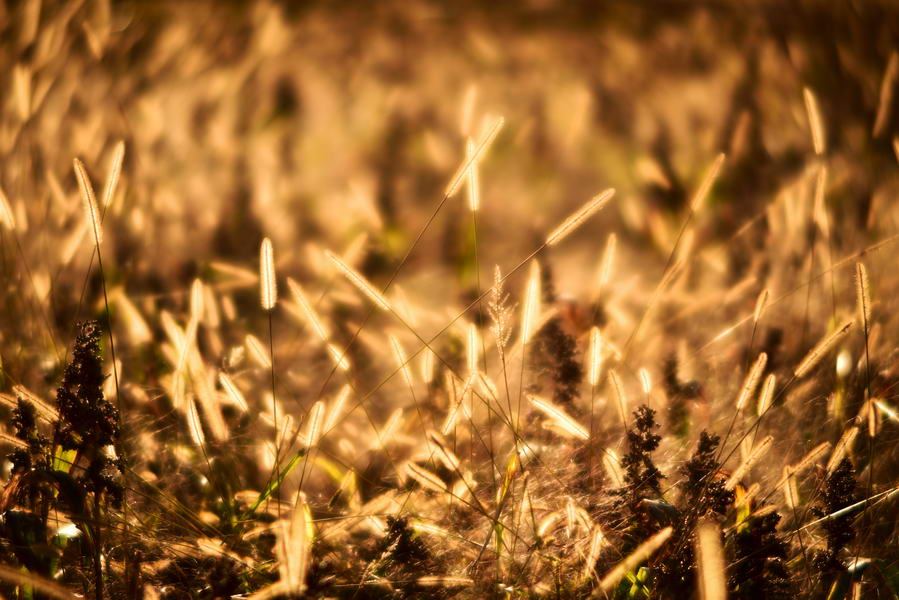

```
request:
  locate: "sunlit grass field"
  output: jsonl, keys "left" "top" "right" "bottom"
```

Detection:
{"left": 1, "top": 1, "right": 899, "bottom": 598}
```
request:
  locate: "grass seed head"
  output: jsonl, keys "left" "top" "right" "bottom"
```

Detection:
{"left": 73, "top": 158, "right": 103, "bottom": 245}
{"left": 260, "top": 237, "right": 277, "bottom": 310}
{"left": 794, "top": 320, "right": 853, "bottom": 378}
{"left": 545, "top": 188, "right": 615, "bottom": 247}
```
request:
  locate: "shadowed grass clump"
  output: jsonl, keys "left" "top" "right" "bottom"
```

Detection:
{"left": 813, "top": 458, "right": 859, "bottom": 579}
{"left": 1, "top": 321, "right": 122, "bottom": 600}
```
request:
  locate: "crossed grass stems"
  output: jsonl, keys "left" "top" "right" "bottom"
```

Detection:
{"left": 247, "top": 145, "right": 889, "bottom": 592}
{"left": 14, "top": 121, "right": 899, "bottom": 596}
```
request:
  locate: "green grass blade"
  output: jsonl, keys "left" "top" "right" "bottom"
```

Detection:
{"left": 247, "top": 450, "right": 306, "bottom": 514}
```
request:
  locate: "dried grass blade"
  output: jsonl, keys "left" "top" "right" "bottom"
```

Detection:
{"left": 0, "top": 187, "right": 15, "bottom": 230}
{"left": 466, "top": 138, "right": 479, "bottom": 211}
{"left": 0, "top": 563, "right": 76, "bottom": 600}
{"left": 598, "top": 526, "right": 672, "bottom": 592}
{"left": 389, "top": 334, "right": 414, "bottom": 389}
{"left": 875, "top": 399, "right": 898, "bottom": 423}
{"left": 417, "top": 576, "right": 474, "bottom": 587}
{"left": 814, "top": 166, "right": 829, "bottom": 237}
{"left": 753, "top": 288, "right": 769, "bottom": 325}
{"left": 0, "top": 433, "right": 28, "bottom": 449}
{"left": 326, "top": 344, "right": 351, "bottom": 371}
{"left": 608, "top": 369, "right": 628, "bottom": 426}
{"left": 873, "top": 51, "right": 899, "bottom": 138}
{"left": 689, "top": 153, "right": 725, "bottom": 211}
{"left": 245, "top": 334, "right": 272, "bottom": 369}
{"left": 803, "top": 87, "right": 826, "bottom": 155}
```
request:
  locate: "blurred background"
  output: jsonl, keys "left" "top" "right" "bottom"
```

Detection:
{"left": 2, "top": 0, "right": 899, "bottom": 453}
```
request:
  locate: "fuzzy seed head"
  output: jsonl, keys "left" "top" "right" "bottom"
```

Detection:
{"left": 736, "top": 352, "right": 767, "bottom": 411}
{"left": 260, "top": 237, "right": 277, "bottom": 310}
{"left": 528, "top": 394, "right": 589, "bottom": 440}
{"left": 695, "top": 520, "right": 726, "bottom": 600}
{"left": 545, "top": 188, "right": 615, "bottom": 247}
{"left": 389, "top": 334, "right": 414, "bottom": 389}
{"left": 597, "top": 233, "right": 617, "bottom": 289}
{"left": 74, "top": 158, "right": 103, "bottom": 245}
{"left": 855, "top": 262, "right": 871, "bottom": 329}
{"left": 102, "top": 140, "right": 125, "bottom": 210}
{"left": 325, "top": 249, "right": 391, "bottom": 311}
{"left": 587, "top": 326, "right": 603, "bottom": 386}
{"left": 521, "top": 260, "right": 541, "bottom": 344}
{"left": 445, "top": 116, "right": 504, "bottom": 198}
{"left": 795, "top": 320, "right": 853, "bottom": 378}
{"left": 757, "top": 373, "right": 776, "bottom": 417}
{"left": 466, "top": 322, "right": 479, "bottom": 377}
{"left": 753, "top": 288, "right": 769, "bottom": 324}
